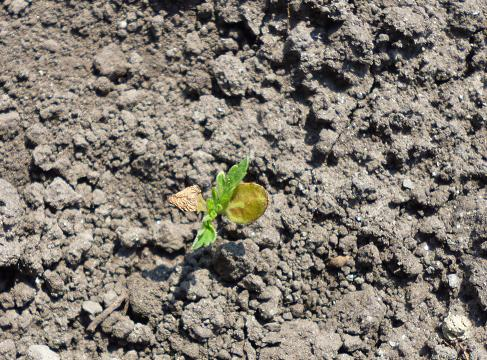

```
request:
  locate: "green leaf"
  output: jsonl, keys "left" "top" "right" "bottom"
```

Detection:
{"left": 226, "top": 157, "right": 249, "bottom": 190}
{"left": 218, "top": 157, "right": 249, "bottom": 212}
{"left": 192, "top": 220, "right": 217, "bottom": 250}
{"left": 216, "top": 172, "right": 225, "bottom": 196}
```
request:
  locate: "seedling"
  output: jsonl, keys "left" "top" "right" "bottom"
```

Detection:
{"left": 168, "top": 158, "right": 268, "bottom": 250}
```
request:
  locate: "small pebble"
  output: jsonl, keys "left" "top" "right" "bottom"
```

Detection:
{"left": 103, "top": 290, "right": 118, "bottom": 307}
{"left": 82, "top": 300, "right": 103, "bottom": 316}
{"left": 7, "top": 0, "right": 28, "bottom": 15}
{"left": 42, "top": 39, "right": 60, "bottom": 53}
{"left": 402, "top": 178, "right": 415, "bottom": 190}
{"left": 27, "top": 345, "right": 60, "bottom": 360}
{"left": 328, "top": 256, "right": 351, "bottom": 269}
{"left": 92, "top": 189, "right": 107, "bottom": 206}
{"left": 447, "top": 274, "right": 460, "bottom": 289}
{"left": 0, "top": 339, "right": 16, "bottom": 358}
{"left": 442, "top": 313, "right": 472, "bottom": 341}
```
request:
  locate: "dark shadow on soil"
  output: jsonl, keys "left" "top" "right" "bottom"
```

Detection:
{"left": 142, "top": 263, "right": 173, "bottom": 283}
{"left": 148, "top": 0, "right": 203, "bottom": 15}
{"left": 0, "top": 266, "right": 17, "bottom": 292}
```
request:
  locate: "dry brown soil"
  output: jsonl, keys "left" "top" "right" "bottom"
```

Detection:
{"left": 0, "top": 0, "right": 486, "bottom": 359}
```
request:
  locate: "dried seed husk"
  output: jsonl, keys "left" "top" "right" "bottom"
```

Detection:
{"left": 168, "top": 185, "right": 206, "bottom": 212}
{"left": 225, "top": 182, "right": 268, "bottom": 224}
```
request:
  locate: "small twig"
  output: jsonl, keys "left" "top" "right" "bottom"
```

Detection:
{"left": 87, "top": 292, "right": 128, "bottom": 333}
{"left": 122, "top": 296, "right": 129, "bottom": 314}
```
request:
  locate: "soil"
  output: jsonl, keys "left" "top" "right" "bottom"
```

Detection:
{"left": 0, "top": 0, "right": 486, "bottom": 359}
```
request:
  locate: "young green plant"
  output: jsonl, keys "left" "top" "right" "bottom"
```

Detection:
{"left": 168, "top": 158, "right": 268, "bottom": 250}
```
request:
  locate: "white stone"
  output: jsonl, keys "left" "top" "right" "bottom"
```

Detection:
{"left": 402, "top": 178, "right": 414, "bottom": 190}
{"left": 442, "top": 313, "right": 471, "bottom": 341}
{"left": 27, "top": 345, "right": 60, "bottom": 360}
{"left": 103, "top": 290, "right": 118, "bottom": 307}
{"left": 447, "top": 274, "right": 460, "bottom": 289}
{"left": 82, "top": 300, "right": 103, "bottom": 316}
{"left": 8, "top": 0, "right": 28, "bottom": 15}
